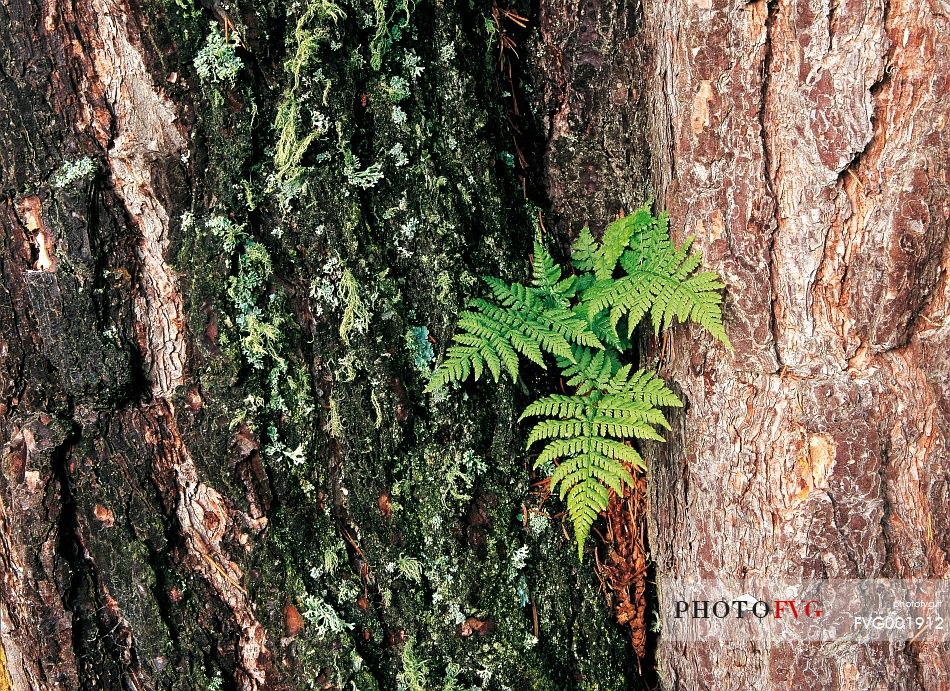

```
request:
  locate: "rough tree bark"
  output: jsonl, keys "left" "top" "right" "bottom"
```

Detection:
{"left": 642, "top": 0, "right": 950, "bottom": 688}
{"left": 0, "top": 0, "right": 647, "bottom": 689}
{"left": 2, "top": 0, "right": 946, "bottom": 688}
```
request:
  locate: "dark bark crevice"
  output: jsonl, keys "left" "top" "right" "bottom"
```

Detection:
{"left": 759, "top": 0, "right": 783, "bottom": 373}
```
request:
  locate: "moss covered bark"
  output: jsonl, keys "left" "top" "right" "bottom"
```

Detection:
{"left": 0, "top": 0, "right": 649, "bottom": 688}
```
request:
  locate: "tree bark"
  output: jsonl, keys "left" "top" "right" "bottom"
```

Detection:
{"left": 2, "top": 0, "right": 947, "bottom": 688}
{"left": 0, "top": 0, "right": 646, "bottom": 688}
{"left": 642, "top": 0, "right": 950, "bottom": 688}
{"left": 526, "top": 0, "right": 651, "bottom": 236}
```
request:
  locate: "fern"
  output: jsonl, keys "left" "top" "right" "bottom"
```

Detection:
{"left": 582, "top": 210, "right": 731, "bottom": 345}
{"left": 429, "top": 203, "right": 730, "bottom": 559}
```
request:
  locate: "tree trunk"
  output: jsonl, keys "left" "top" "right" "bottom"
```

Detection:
{"left": 0, "top": 0, "right": 647, "bottom": 688}
{"left": 2, "top": 0, "right": 947, "bottom": 688}
{"left": 642, "top": 0, "right": 950, "bottom": 688}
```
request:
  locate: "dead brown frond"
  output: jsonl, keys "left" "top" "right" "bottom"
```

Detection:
{"left": 595, "top": 471, "right": 650, "bottom": 658}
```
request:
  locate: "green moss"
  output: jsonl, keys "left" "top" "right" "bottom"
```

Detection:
{"left": 271, "top": 0, "right": 344, "bottom": 198}
{"left": 338, "top": 268, "right": 371, "bottom": 345}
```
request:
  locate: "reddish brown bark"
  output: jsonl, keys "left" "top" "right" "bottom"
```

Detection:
{"left": 599, "top": 475, "right": 650, "bottom": 660}
{"left": 642, "top": 0, "right": 950, "bottom": 687}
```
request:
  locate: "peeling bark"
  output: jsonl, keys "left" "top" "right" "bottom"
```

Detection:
{"left": 52, "top": 0, "right": 190, "bottom": 397}
{"left": 144, "top": 402, "right": 272, "bottom": 687}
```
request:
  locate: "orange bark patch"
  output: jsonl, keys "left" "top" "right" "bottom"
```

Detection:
{"left": 457, "top": 616, "right": 495, "bottom": 638}
{"left": 93, "top": 504, "right": 115, "bottom": 527}
{"left": 16, "top": 196, "right": 57, "bottom": 272}
{"left": 284, "top": 602, "right": 304, "bottom": 637}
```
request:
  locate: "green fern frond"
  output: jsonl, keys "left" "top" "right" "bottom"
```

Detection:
{"left": 556, "top": 347, "right": 619, "bottom": 392}
{"left": 611, "top": 367, "right": 683, "bottom": 408}
{"left": 622, "top": 211, "right": 676, "bottom": 269}
{"left": 522, "top": 386, "right": 665, "bottom": 558}
{"left": 478, "top": 279, "right": 602, "bottom": 352}
{"left": 587, "top": 309, "right": 625, "bottom": 351}
{"left": 541, "top": 308, "right": 603, "bottom": 349}
{"left": 430, "top": 205, "right": 728, "bottom": 560}
{"left": 533, "top": 437, "right": 638, "bottom": 560}
{"left": 519, "top": 393, "right": 590, "bottom": 421}
{"left": 525, "top": 418, "right": 587, "bottom": 446}
{"left": 581, "top": 219, "right": 731, "bottom": 347}
{"left": 456, "top": 311, "right": 520, "bottom": 377}
{"left": 470, "top": 299, "right": 574, "bottom": 362}
{"left": 425, "top": 308, "right": 521, "bottom": 391}
{"left": 426, "top": 282, "right": 597, "bottom": 393}
{"left": 482, "top": 277, "right": 539, "bottom": 314}
{"left": 566, "top": 482, "right": 608, "bottom": 560}
{"left": 593, "top": 207, "right": 652, "bottom": 279}
{"left": 571, "top": 227, "right": 597, "bottom": 272}
{"left": 426, "top": 345, "right": 473, "bottom": 391}
{"left": 531, "top": 241, "right": 567, "bottom": 303}
{"left": 656, "top": 272, "right": 730, "bottom": 345}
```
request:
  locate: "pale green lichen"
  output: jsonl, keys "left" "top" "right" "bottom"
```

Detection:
{"left": 396, "top": 554, "right": 423, "bottom": 583}
{"left": 194, "top": 24, "right": 243, "bottom": 87}
{"left": 272, "top": 95, "right": 325, "bottom": 194}
{"left": 52, "top": 156, "right": 96, "bottom": 188}
{"left": 441, "top": 449, "right": 486, "bottom": 504}
{"left": 396, "top": 638, "right": 431, "bottom": 691}
{"left": 328, "top": 397, "right": 343, "bottom": 438}
{"left": 311, "top": 539, "right": 346, "bottom": 577}
{"left": 389, "top": 142, "right": 409, "bottom": 167}
{"left": 370, "top": 388, "right": 384, "bottom": 428}
{"left": 343, "top": 151, "right": 384, "bottom": 189}
{"left": 386, "top": 75, "right": 411, "bottom": 102}
{"left": 406, "top": 325, "right": 434, "bottom": 374}
{"left": 301, "top": 594, "right": 353, "bottom": 638}
{"left": 227, "top": 242, "right": 284, "bottom": 370}
{"left": 205, "top": 215, "right": 247, "bottom": 254}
